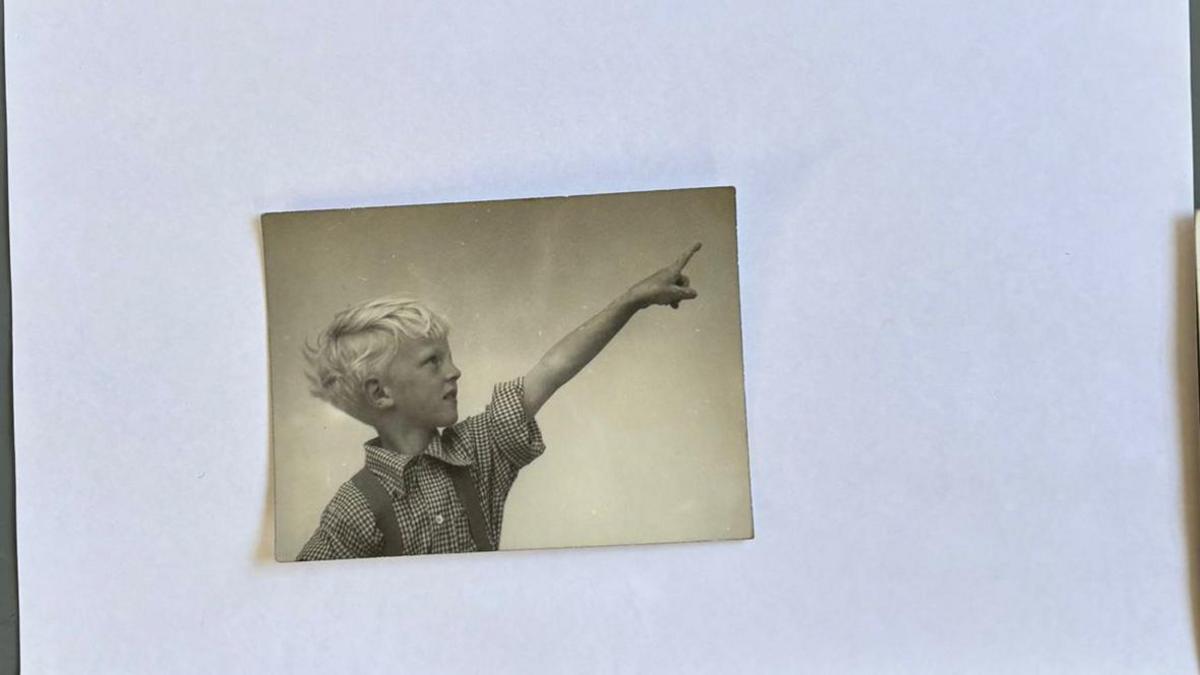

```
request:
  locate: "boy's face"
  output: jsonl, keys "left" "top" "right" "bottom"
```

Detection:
{"left": 379, "top": 334, "right": 461, "bottom": 429}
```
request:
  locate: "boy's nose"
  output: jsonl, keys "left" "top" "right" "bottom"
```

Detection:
{"left": 447, "top": 364, "right": 461, "bottom": 381}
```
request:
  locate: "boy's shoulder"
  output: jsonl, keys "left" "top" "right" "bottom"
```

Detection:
{"left": 320, "top": 474, "right": 375, "bottom": 527}
{"left": 296, "top": 471, "right": 383, "bottom": 561}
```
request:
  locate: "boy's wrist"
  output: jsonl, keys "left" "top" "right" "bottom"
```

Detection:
{"left": 617, "top": 289, "right": 648, "bottom": 313}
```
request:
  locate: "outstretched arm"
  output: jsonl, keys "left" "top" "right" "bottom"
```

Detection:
{"left": 521, "top": 243, "right": 702, "bottom": 418}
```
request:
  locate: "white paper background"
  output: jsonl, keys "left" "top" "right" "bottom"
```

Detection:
{"left": 7, "top": 1, "right": 1196, "bottom": 673}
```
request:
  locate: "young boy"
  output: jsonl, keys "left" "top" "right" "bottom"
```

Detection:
{"left": 296, "top": 243, "right": 702, "bottom": 560}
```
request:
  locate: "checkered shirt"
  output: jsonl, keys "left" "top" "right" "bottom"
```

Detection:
{"left": 296, "top": 378, "right": 545, "bottom": 560}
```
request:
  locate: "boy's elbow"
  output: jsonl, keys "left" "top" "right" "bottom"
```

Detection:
{"left": 522, "top": 362, "right": 564, "bottom": 417}
{"left": 529, "top": 356, "right": 569, "bottom": 390}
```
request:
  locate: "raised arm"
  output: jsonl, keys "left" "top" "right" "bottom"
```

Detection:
{"left": 521, "top": 243, "right": 702, "bottom": 417}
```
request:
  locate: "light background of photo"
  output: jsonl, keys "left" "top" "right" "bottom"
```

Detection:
{"left": 7, "top": 2, "right": 1196, "bottom": 673}
{"left": 263, "top": 188, "right": 751, "bottom": 560}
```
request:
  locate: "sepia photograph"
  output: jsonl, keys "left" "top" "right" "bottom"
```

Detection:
{"left": 262, "top": 186, "right": 752, "bottom": 561}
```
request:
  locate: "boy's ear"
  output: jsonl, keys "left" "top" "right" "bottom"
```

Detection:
{"left": 364, "top": 378, "right": 393, "bottom": 410}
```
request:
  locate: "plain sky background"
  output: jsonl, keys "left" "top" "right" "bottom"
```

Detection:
{"left": 262, "top": 188, "right": 751, "bottom": 560}
{"left": 6, "top": 2, "right": 1197, "bottom": 673}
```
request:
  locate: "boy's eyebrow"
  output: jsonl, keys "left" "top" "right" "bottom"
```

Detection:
{"left": 415, "top": 344, "right": 441, "bottom": 361}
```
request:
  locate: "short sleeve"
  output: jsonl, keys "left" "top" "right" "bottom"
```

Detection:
{"left": 482, "top": 377, "right": 546, "bottom": 469}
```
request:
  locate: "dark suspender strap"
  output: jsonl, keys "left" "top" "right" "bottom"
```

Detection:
{"left": 350, "top": 468, "right": 404, "bottom": 557}
{"left": 447, "top": 464, "right": 495, "bottom": 552}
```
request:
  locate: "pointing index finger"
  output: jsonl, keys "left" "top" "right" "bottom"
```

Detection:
{"left": 672, "top": 242, "right": 702, "bottom": 272}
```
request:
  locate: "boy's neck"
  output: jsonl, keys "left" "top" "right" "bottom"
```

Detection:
{"left": 374, "top": 421, "right": 435, "bottom": 457}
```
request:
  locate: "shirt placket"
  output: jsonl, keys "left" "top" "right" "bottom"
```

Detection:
{"left": 400, "top": 457, "right": 449, "bottom": 554}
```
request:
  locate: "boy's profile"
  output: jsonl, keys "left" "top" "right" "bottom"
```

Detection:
{"left": 296, "top": 242, "right": 702, "bottom": 560}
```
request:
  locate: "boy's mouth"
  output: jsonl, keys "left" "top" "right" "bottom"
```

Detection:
{"left": 443, "top": 389, "right": 457, "bottom": 401}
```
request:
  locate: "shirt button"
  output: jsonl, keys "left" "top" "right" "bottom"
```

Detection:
{"left": 434, "top": 514, "right": 445, "bottom": 524}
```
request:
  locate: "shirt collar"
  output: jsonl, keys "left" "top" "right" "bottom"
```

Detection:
{"left": 362, "top": 427, "right": 472, "bottom": 495}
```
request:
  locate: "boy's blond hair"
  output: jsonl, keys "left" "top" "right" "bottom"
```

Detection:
{"left": 304, "top": 296, "right": 450, "bottom": 422}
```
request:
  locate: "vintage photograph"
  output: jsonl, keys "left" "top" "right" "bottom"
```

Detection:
{"left": 262, "top": 187, "right": 752, "bottom": 561}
